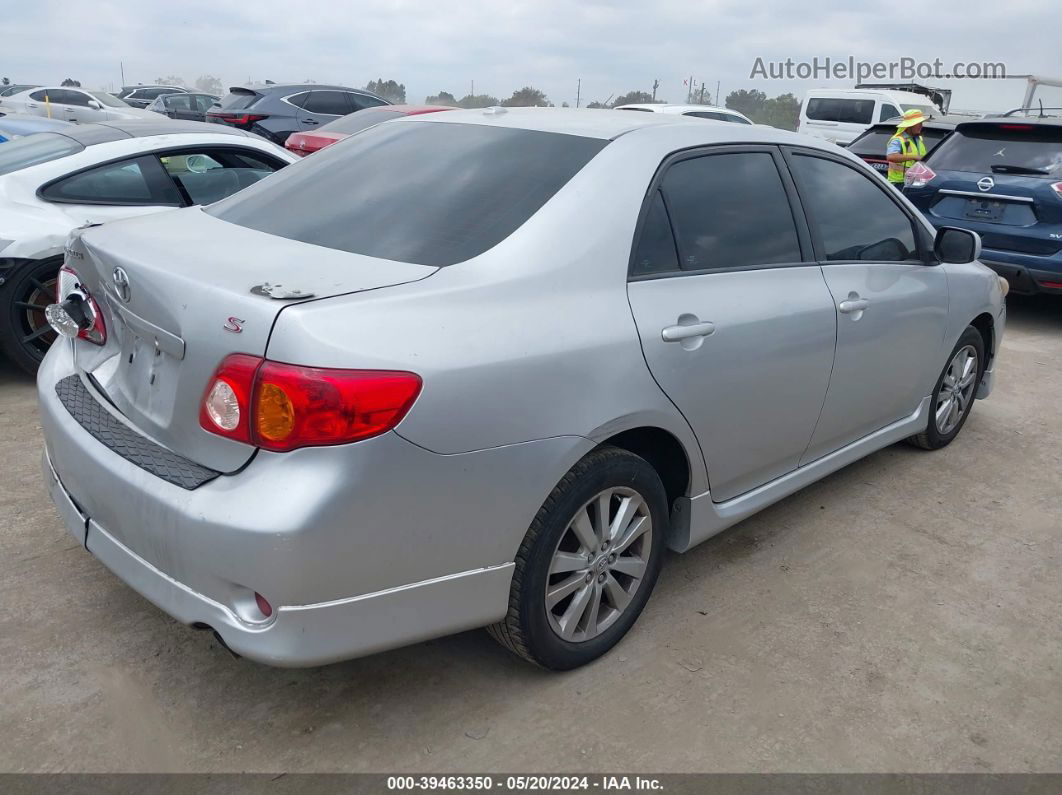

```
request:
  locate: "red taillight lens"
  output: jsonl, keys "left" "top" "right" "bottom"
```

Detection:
{"left": 998, "top": 124, "right": 1034, "bottom": 131}
{"left": 1051, "top": 182, "right": 1062, "bottom": 199}
{"left": 207, "top": 112, "right": 268, "bottom": 125}
{"left": 199, "top": 355, "right": 422, "bottom": 452}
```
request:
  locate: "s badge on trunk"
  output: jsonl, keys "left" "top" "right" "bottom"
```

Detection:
{"left": 112, "top": 267, "right": 131, "bottom": 302}
{"left": 223, "top": 317, "right": 245, "bottom": 333}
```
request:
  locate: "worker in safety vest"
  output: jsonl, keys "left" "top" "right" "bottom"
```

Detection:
{"left": 886, "top": 108, "right": 929, "bottom": 188}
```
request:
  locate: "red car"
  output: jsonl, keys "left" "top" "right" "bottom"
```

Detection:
{"left": 284, "top": 104, "right": 456, "bottom": 156}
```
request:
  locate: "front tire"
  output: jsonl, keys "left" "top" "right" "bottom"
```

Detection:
{"left": 0, "top": 257, "right": 62, "bottom": 375}
{"left": 488, "top": 446, "right": 668, "bottom": 670}
{"left": 907, "top": 326, "right": 985, "bottom": 450}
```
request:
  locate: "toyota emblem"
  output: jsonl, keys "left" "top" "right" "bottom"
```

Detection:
{"left": 112, "top": 267, "right": 131, "bottom": 303}
{"left": 977, "top": 176, "right": 994, "bottom": 192}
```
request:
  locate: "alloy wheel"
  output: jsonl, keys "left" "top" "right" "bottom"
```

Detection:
{"left": 545, "top": 487, "right": 653, "bottom": 643}
{"left": 16, "top": 275, "right": 58, "bottom": 359}
{"left": 935, "top": 344, "right": 978, "bottom": 436}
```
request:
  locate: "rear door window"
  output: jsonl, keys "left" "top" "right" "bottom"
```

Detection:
{"left": 659, "top": 151, "right": 803, "bottom": 272}
{"left": 927, "top": 125, "right": 1062, "bottom": 177}
{"left": 302, "top": 91, "right": 352, "bottom": 116}
{"left": 789, "top": 153, "right": 919, "bottom": 261}
{"left": 208, "top": 122, "right": 606, "bottom": 267}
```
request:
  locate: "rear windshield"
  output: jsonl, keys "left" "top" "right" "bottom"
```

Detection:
{"left": 208, "top": 121, "right": 606, "bottom": 267}
{"left": 321, "top": 107, "right": 405, "bottom": 134}
{"left": 929, "top": 125, "right": 1062, "bottom": 177}
{"left": 218, "top": 91, "right": 259, "bottom": 110}
{"left": 847, "top": 127, "right": 952, "bottom": 157}
{"left": 0, "top": 133, "right": 82, "bottom": 176}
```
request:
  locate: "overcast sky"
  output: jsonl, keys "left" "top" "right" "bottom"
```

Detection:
{"left": 4, "top": 0, "right": 1059, "bottom": 111}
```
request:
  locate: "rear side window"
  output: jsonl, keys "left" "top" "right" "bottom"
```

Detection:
{"left": 660, "top": 152, "right": 802, "bottom": 271}
{"left": 208, "top": 122, "right": 606, "bottom": 267}
{"left": 218, "top": 91, "right": 259, "bottom": 110}
{"left": 166, "top": 94, "right": 193, "bottom": 111}
{"left": 302, "top": 91, "right": 351, "bottom": 116}
{"left": 40, "top": 156, "right": 178, "bottom": 205}
{"left": 0, "top": 133, "right": 82, "bottom": 176}
{"left": 806, "top": 98, "right": 874, "bottom": 125}
{"left": 323, "top": 107, "right": 404, "bottom": 134}
{"left": 631, "top": 191, "right": 679, "bottom": 276}
{"left": 350, "top": 93, "right": 388, "bottom": 111}
{"left": 928, "top": 125, "right": 1062, "bottom": 177}
{"left": 790, "top": 154, "right": 918, "bottom": 261}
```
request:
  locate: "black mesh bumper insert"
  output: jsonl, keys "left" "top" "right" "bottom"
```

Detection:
{"left": 55, "top": 375, "right": 220, "bottom": 490}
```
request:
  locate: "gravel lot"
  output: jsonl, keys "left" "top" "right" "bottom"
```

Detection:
{"left": 1, "top": 295, "right": 1059, "bottom": 773}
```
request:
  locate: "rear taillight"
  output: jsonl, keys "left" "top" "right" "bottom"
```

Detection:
{"left": 45, "top": 266, "right": 106, "bottom": 345}
{"left": 905, "top": 161, "right": 937, "bottom": 189}
{"left": 200, "top": 355, "right": 422, "bottom": 452}
{"left": 1051, "top": 182, "right": 1062, "bottom": 200}
{"left": 207, "top": 112, "right": 268, "bottom": 126}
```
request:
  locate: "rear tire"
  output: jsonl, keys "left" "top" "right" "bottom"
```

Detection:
{"left": 488, "top": 446, "right": 668, "bottom": 670}
{"left": 907, "top": 326, "right": 984, "bottom": 450}
{"left": 0, "top": 257, "right": 62, "bottom": 375}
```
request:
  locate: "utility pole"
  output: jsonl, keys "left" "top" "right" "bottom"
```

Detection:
{"left": 652, "top": 78, "right": 659, "bottom": 101}
{"left": 576, "top": 78, "right": 581, "bottom": 108}
{"left": 716, "top": 80, "right": 721, "bottom": 107}
{"left": 471, "top": 79, "right": 474, "bottom": 98}
{"left": 699, "top": 82, "right": 706, "bottom": 104}
{"left": 687, "top": 75, "right": 694, "bottom": 103}
{"left": 120, "top": 61, "right": 125, "bottom": 87}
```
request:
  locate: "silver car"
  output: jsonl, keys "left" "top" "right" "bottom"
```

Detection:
{"left": 39, "top": 109, "right": 1006, "bottom": 670}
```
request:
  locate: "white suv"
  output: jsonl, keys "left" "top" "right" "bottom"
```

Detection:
{"left": 798, "top": 89, "right": 938, "bottom": 144}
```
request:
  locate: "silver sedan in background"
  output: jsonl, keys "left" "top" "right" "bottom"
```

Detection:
{"left": 39, "top": 109, "right": 1005, "bottom": 670}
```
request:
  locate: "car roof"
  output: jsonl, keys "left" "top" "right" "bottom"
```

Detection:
{"left": 236, "top": 83, "right": 379, "bottom": 96}
{"left": 398, "top": 107, "right": 811, "bottom": 146}
{"left": 805, "top": 88, "right": 936, "bottom": 104}
{"left": 971, "top": 114, "right": 1062, "bottom": 128}
{"left": 53, "top": 119, "right": 255, "bottom": 146}
{"left": 615, "top": 103, "right": 744, "bottom": 115}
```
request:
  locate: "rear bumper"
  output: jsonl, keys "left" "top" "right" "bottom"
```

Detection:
{"left": 980, "top": 259, "right": 1062, "bottom": 296}
{"left": 38, "top": 342, "right": 591, "bottom": 666}
{"left": 45, "top": 451, "right": 512, "bottom": 667}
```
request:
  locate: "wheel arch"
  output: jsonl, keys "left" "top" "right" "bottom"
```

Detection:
{"left": 970, "top": 311, "right": 994, "bottom": 368}
{"left": 597, "top": 425, "right": 693, "bottom": 518}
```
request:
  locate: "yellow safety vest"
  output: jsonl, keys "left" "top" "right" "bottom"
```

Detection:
{"left": 887, "top": 133, "right": 927, "bottom": 183}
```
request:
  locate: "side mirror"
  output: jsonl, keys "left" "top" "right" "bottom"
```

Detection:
{"left": 934, "top": 226, "right": 981, "bottom": 264}
{"left": 88, "top": 100, "right": 102, "bottom": 110}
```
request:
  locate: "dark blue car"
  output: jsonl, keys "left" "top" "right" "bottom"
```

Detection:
{"left": 905, "top": 115, "right": 1062, "bottom": 296}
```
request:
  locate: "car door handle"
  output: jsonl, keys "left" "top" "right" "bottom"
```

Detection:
{"left": 838, "top": 298, "right": 869, "bottom": 314}
{"left": 303, "top": 119, "right": 318, "bottom": 125}
{"left": 661, "top": 321, "right": 715, "bottom": 342}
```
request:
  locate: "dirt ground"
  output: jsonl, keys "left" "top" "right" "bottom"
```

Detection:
{"left": 1, "top": 295, "right": 1059, "bottom": 774}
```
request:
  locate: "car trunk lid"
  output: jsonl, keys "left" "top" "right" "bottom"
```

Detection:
{"left": 67, "top": 207, "right": 436, "bottom": 473}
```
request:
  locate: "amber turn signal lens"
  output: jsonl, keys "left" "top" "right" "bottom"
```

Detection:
{"left": 256, "top": 382, "right": 296, "bottom": 441}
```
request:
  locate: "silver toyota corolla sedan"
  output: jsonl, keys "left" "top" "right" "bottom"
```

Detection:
{"left": 39, "top": 108, "right": 1006, "bottom": 670}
